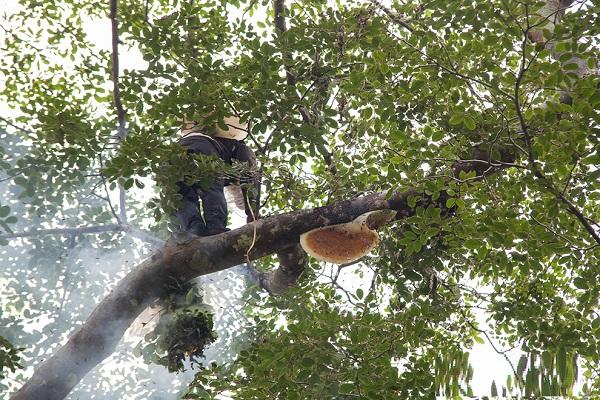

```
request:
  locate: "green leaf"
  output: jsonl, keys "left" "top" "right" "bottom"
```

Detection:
{"left": 124, "top": 178, "right": 134, "bottom": 190}
{"left": 0, "top": 205, "right": 9, "bottom": 218}
{"left": 339, "top": 382, "right": 355, "bottom": 393}
{"left": 449, "top": 114, "right": 463, "bottom": 126}
{"left": 464, "top": 239, "right": 480, "bottom": 250}
{"left": 432, "top": 130, "right": 444, "bottom": 141}
{"left": 408, "top": 196, "right": 418, "bottom": 208}
{"left": 589, "top": 91, "right": 600, "bottom": 106}
{"left": 491, "top": 380, "right": 498, "bottom": 397}
{"left": 517, "top": 355, "right": 528, "bottom": 377}
{"left": 301, "top": 357, "right": 314, "bottom": 367}
{"left": 463, "top": 116, "right": 476, "bottom": 130}
{"left": 573, "top": 277, "right": 586, "bottom": 289}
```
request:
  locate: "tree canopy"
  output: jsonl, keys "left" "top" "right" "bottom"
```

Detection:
{"left": 0, "top": 0, "right": 599, "bottom": 398}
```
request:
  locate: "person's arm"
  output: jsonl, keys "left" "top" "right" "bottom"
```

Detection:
{"left": 234, "top": 142, "right": 261, "bottom": 222}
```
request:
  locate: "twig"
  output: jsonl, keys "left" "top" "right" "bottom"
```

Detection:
{"left": 0, "top": 116, "right": 35, "bottom": 135}
{"left": 0, "top": 224, "right": 123, "bottom": 239}
{"left": 561, "top": 161, "right": 578, "bottom": 196}
{"left": 98, "top": 152, "right": 121, "bottom": 224}
{"left": 530, "top": 215, "right": 580, "bottom": 249}
{"left": 274, "top": 0, "right": 296, "bottom": 86}
{"left": 242, "top": 0, "right": 259, "bottom": 20}
{"left": 0, "top": 223, "right": 164, "bottom": 246}
{"left": 367, "top": 0, "right": 413, "bottom": 32}
{"left": 459, "top": 308, "right": 519, "bottom": 380}
{"left": 144, "top": 0, "right": 150, "bottom": 24}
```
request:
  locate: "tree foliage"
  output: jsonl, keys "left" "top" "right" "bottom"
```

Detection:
{"left": 0, "top": 0, "right": 599, "bottom": 398}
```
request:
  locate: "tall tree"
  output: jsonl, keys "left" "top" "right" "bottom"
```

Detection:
{"left": 0, "top": 0, "right": 599, "bottom": 399}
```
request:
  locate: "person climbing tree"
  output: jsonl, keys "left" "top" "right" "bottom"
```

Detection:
{"left": 175, "top": 114, "right": 260, "bottom": 236}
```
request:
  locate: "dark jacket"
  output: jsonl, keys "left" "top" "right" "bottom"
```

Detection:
{"left": 178, "top": 133, "right": 260, "bottom": 221}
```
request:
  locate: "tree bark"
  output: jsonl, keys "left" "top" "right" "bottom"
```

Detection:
{"left": 258, "top": 244, "right": 308, "bottom": 295}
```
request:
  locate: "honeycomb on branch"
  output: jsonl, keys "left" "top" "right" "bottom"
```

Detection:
{"left": 300, "top": 210, "right": 395, "bottom": 264}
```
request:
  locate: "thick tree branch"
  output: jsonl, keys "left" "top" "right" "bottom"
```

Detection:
{"left": 97, "top": 152, "right": 122, "bottom": 224}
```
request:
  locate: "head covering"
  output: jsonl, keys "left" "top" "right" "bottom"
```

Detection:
{"left": 181, "top": 119, "right": 204, "bottom": 135}
{"left": 181, "top": 116, "right": 249, "bottom": 141}
{"left": 211, "top": 116, "right": 249, "bottom": 140}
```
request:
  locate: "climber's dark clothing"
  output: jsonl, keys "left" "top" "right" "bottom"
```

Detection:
{"left": 175, "top": 133, "right": 259, "bottom": 236}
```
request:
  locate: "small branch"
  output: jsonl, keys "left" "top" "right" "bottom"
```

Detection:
{"left": 381, "top": 22, "right": 513, "bottom": 99}
{"left": 530, "top": 215, "right": 581, "bottom": 249}
{"left": 0, "top": 116, "right": 35, "bottom": 135}
{"left": 425, "top": 157, "right": 527, "bottom": 170}
{"left": 242, "top": 0, "right": 259, "bottom": 20}
{"left": 274, "top": 0, "right": 296, "bottom": 86}
{"left": 0, "top": 170, "right": 25, "bottom": 183}
{"left": 110, "top": 0, "right": 129, "bottom": 225}
{"left": 561, "top": 161, "right": 578, "bottom": 196}
{"left": 367, "top": 0, "right": 413, "bottom": 32}
{"left": 98, "top": 152, "right": 121, "bottom": 224}
{"left": 0, "top": 223, "right": 164, "bottom": 246}
{"left": 0, "top": 224, "right": 123, "bottom": 239}
{"left": 458, "top": 307, "right": 519, "bottom": 381}
{"left": 118, "top": 187, "right": 127, "bottom": 224}
{"left": 144, "top": 0, "right": 150, "bottom": 24}
{"left": 553, "top": 190, "right": 600, "bottom": 245}
{"left": 109, "top": 0, "right": 126, "bottom": 142}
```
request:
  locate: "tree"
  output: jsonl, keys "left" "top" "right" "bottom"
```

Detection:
{"left": 0, "top": 0, "right": 599, "bottom": 399}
